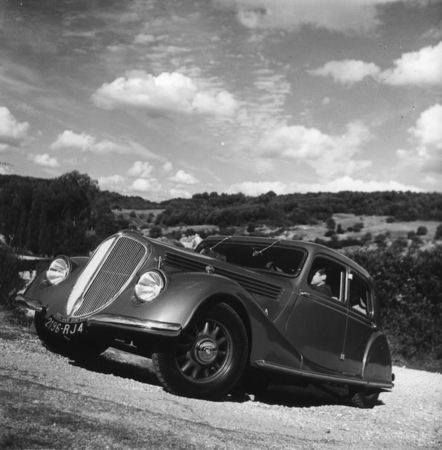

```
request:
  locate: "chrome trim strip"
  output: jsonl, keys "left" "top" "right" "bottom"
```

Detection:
{"left": 88, "top": 314, "right": 182, "bottom": 333}
{"left": 15, "top": 295, "right": 44, "bottom": 313}
{"left": 254, "top": 360, "right": 393, "bottom": 389}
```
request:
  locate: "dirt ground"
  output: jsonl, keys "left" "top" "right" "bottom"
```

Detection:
{"left": 0, "top": 307, "right": 441, "bottom": 450}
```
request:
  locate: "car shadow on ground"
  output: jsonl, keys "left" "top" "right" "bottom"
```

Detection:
{"left": 229, "top": 384, "right": 384, "bottom": 409}
{"left": 70, "top": 347, "right": 384, "bottom": 409}
{"left": 70, "top": 347, "right": 161, "bottom": 387}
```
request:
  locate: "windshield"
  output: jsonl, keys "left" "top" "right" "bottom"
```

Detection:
{"left": 199, "top": 242, "right": 306, "bottom": 276}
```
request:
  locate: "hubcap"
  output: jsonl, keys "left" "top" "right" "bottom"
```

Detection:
{"left": 195, "top": 338, "right": 218, "bottom": 365}
{"left": 175, "top": 318, "right": 232, "bottom": 381}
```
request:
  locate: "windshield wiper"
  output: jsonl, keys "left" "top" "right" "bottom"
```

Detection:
{"left": 253, "top": 239, "right": 281, "bottom": 257}
{"left": 210, "top": 235, "right": 232, "bottom": 251}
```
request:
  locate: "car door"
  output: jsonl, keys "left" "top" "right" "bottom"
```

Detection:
{"left": 341, "top": 271, "right": 376, "bottom": 376}
{"left": 285, "top": 255, "right": 347, "bottom": 373}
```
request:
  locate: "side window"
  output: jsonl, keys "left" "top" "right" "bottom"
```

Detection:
{"left": 349, "top": 273, "right": 372, "bottom": 316}
{"left": 307, "top": 257, "right": 346, "bottom": 301}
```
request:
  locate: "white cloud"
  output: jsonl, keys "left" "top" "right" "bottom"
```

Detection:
{"left": 92, "top": 71, "right": 238, "bottom": 116}
{"left": 162, "top": 161, "right": 173, "bottom": 172}
{"left": 169, "top": 188, "right": 192, "bottom": 199}
{"left": 310, "top": 60, "right": 381, "bottom": 85}
{"left": 50, "top": 130, "right": 165, "bottom": 160}
{"left": 32, "top": 153, "right": 60, "bottom": 168}
{"left": 381, "top": 41, "right": 442, "bottom": 86}
{"left": 130, "top": 178, "right": 155, "bottom": 192}
{"left": 98, "top": 175, "right": 127, "bottom": 191}
{"left": 404, "top": 103, "right": 442, "bottom": 173}
{"left": 227, "top": 176, "right": 423, "bottom": 196}
{"left": 134, "top": 34, "right": 155, "bottom": 44}
{"left": 169, "top": 169, "right": 199, "bottom": 185}
{"left": 0, "top": 164, "right": 14, "bottom": 175}
{"left": 311, "top": 42, "right": 442, "bottom": 87}
{"left": 127, "top": 161, "right": 154, "bottom": 178}
{"left": 216, "top": 0, "right": 416, "bottom": 35}
{"left": 257, "top": 120, "right": 372, "bottom": 178}
{"left": 0, "top": 107, "right": 29, "bottom": 149}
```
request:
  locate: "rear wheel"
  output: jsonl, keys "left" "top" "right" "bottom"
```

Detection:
{"left": 349, "top": 386, "right": 380, "bottom": 408}
{"left": 34, "top": 312, "right": 109, "bottom": 359}
{"left": 152, "top": 303, "right": 248, "bottom": 400}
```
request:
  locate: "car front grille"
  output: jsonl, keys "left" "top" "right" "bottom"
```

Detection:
{"left": 72, "top": 236, "right": 148, "bottom": 318}
{"left": 164, "top": 251, "right": 283, "bottom": 302}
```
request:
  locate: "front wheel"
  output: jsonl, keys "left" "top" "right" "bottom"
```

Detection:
{"left": 152, "top": 303, "right": 248, "bottom": 400}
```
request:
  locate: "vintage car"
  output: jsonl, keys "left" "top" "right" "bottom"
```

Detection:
{"left": 16, "top": 230, "right": 394, "bottom": 408}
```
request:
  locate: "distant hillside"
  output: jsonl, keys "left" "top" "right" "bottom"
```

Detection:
{"left": 156, "top": 190, "right": 442, "bottom": 228}
{"left": 1, "top": 172, "right": 441, "bottom": 256}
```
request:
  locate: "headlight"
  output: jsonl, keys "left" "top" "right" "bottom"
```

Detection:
{"left": 135, "top": 271, "right": 165, "bottom": 303}
{"left": 46, "top": 257, "right": 71, "bottom": 286}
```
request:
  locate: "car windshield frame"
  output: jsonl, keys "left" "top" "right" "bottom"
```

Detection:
{"left": 198, "top": 241, "right": 307, "bottom": 277}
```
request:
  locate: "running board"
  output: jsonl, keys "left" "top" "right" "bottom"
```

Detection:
{"left": 254, "top": 360, "right": 392, "bottom": 389}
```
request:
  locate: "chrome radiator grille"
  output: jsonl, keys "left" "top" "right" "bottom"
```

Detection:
{"left": 73, "top": 236, "right": 147, "bottom": 317}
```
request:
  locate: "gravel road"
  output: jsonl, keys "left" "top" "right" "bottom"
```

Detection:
{"left": 0, "top": 311, "right": 441, "bottom": 450}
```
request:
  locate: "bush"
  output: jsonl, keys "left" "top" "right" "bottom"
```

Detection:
{"left": 351, "top": 246, "right": 442, "bottom": 361}
{"left": 0, "top": 246, "right": 26, "bottom": 309}
{"left": 416, "top": 226, "right": 428, "bottom": 236}
{"left": 149, "top": 225, "right": 163, "bottom": 238}
{"left": 436, "top": 224, "right": 442, "bottom": 240}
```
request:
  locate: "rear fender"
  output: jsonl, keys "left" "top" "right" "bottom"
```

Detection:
{"left": 362, "top": 332, "right": 393, "bottom": 387}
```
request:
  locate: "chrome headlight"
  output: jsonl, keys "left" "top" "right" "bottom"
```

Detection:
{"left": 46, "top": 257, "right": 71, "bottom": 286}
{"left": 135, "top": 271, "right": 165, "bottom": 303}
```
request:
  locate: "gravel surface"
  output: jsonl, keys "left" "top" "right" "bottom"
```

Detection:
{"left": 0, "top": 311, "right": 441, "bottom": 449}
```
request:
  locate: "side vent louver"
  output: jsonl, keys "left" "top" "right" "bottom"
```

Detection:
{"left": 165, "top": 252, "right": 283, "bottom": 302}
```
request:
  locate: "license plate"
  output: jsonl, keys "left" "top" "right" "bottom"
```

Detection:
{"left": 44, "top": 316, "right": 85, "bottom": 335}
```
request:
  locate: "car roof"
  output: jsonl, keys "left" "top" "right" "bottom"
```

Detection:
{"left": 199, "top": 235, "right": 372, "bottom": 280}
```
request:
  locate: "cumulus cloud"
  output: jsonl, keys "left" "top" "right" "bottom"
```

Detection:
{"left": 50, "top": 130, "right": 164, "bottom": 160}
{"left": 0, "top": 107, "right": 29, "bottom": 149}
{"left": 169, "top": 188, "right": 192, "bottom": 199}
{"left": 215, "top": 0, "right": 415, "bottom": 35}
{"left": 31, "top": 153, "right": 60, "bottom": 168}
{"left": 311, "top": 41, "right": 442, "bottom": 86}
{"left": 127, "top": 161, "right": 154, "bottom": 178}
{"left": 310, "top": 60, "right": 381, "bottom": 85}
{"left": 130, "top": 178, "right": 155, "bottom": 192}
{"left": 257, "top": 120, "right": 372, "bottom": 178}
{"left": 227, "top": 176, "right": 423, "bottom": 196}
{"left": 97, "top": 175, "right": 127, "bottom": 192}
{"left": 402, "top": 103, "right": 442, "bottom": 173}
{"left": 162, "top": 162, "right": 173, "bottom": 172}
{"left": 169, "top": 169, "right": 199, "bottom": 185}
{"left": 92, "top": 71, "right": 238, "bottom": 116}
{"left": 0, "top": 164, "right": 14, "bottom": 175}
{"left": 382, "top": 41, "right": 442, "bottom": 85}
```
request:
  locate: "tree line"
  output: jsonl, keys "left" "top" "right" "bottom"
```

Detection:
{"left": 1, "top": 172, "right": 442, "bottom": 256}
{"left": 157, "top": 190, "right": 442, "bottom": 227}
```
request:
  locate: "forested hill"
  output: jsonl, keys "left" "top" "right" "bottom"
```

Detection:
{"left": 157, "top": 190, "right": 442, "bottom": 227}
{"left": 1, "top": 172, "right": 442, "bottom": 256}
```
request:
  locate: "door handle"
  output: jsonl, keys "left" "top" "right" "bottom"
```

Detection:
{"left": 300, "top": 291, "right": 311, "bottom": 298}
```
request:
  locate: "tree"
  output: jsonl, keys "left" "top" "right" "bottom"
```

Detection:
{"left": 416, "top": 226, "right": 428, "bottom": 236}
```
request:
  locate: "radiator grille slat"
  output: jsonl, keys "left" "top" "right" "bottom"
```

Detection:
{"left": 164, "top": 252, "right": 283, "bottom": 302}
{"left": 73, "top": 236, "right": 147, "bottom": 317}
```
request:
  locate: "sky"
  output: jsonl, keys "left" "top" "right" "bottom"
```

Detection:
{"left": 1, "top": 0, "right": 441, "bottom": 201}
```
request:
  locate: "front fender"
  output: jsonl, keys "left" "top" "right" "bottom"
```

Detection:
{"left": 103, "top": 271, "right": 250, "bottom": 329}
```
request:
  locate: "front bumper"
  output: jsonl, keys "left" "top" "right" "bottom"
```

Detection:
{"left": 16, "top": 294, "right": 182, "bottom": 337}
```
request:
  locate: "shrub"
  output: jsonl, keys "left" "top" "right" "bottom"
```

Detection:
{"left": 416, "top": 226, "right": 428, "bottom": 236}
{"left": 0, "top": 246, "right": 26, "bottom": 309}
{"left": 351, "top": 246, "right": 442, "bottom": 360}
{"left": 436, "top": 224, "right": 442, "bottom": 240}
{"left": 149, "top": 225, "right": 163, "bottom": 238}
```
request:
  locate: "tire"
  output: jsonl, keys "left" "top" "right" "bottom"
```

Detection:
{"left": 349, "top": 386, "right": 380, "bottom": 409}
{"left": 34, "top": 312, "right": 109, "bottom": 359}
{"left": 152, "top": 302, "right": 248, "bottom": 400}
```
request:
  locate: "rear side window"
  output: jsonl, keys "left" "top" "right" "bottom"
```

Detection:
{"left": 307, "top": 256, "right": 346, "bottom": 301}
{"left": 349, "top": 272, "right": 372, "bottom": 316}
